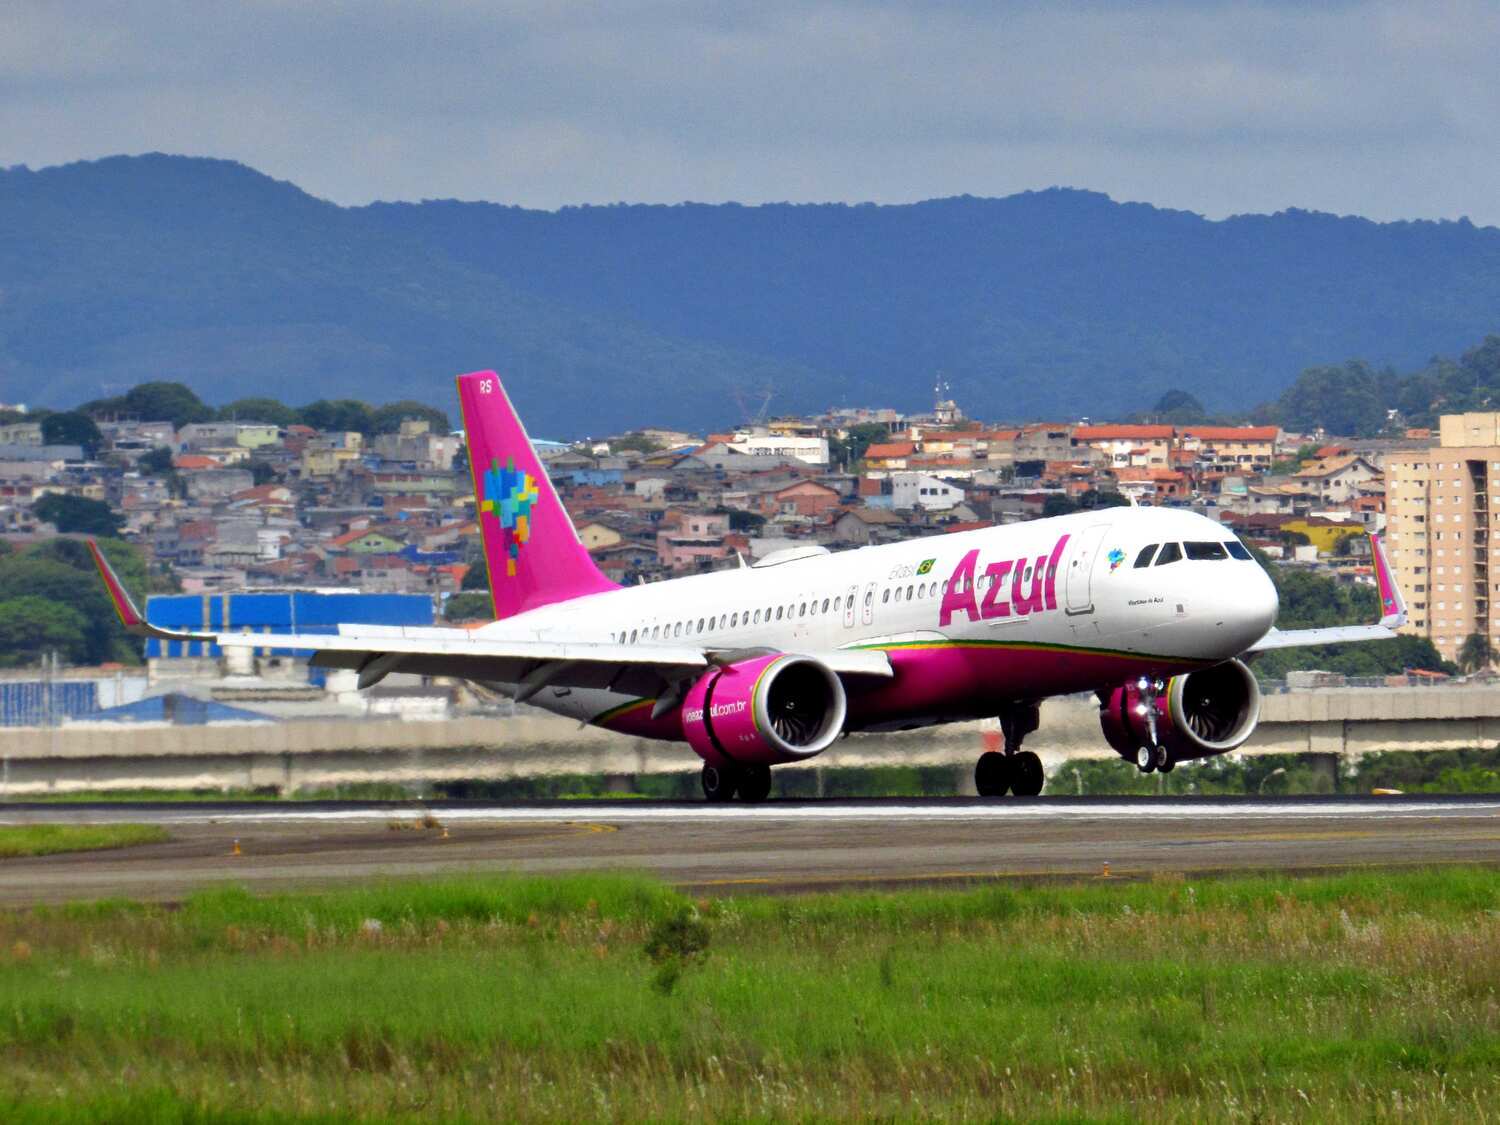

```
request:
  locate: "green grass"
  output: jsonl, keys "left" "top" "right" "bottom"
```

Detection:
{"left": 2, "top": 868, "right": 1499, "bottom": 1120}
{"left": 0, "top": 823, "right": 168, "bottom": 858}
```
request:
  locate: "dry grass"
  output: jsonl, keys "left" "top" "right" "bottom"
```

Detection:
{"left": 0, "top": 868, "right": 1497, "bottom": 1121}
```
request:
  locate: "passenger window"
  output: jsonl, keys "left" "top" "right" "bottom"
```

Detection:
{"left": 697, "top": 618, "right": 704, "bottom": 632}
{"left": 776, "top": 606, "right": 784, "bottom": 620}
{"left": 1225, "top": 541, "right": 1253, "bottom": 560}
{"left": 652, "top": 626, "right": 660, "bottom": 639}
{"left": 674, "top": 622, "right": 682, "bottom": 637}
{"left": 904, "top": 585, "right": 912, "bottom": 599}
{"left": 865, "top": 591, "right": 873, "bottom": 606}
{"left": 930, "top": 581, "right": 939, "bottom": 597}
{"left": 730, "top": 613, "right": 738, "bottom": 628}
{"left": 916, "top": 585, "right": 925, "bottom": 599}
{"left": 799, "top": 603, "right": 807, "bottom": 616}
{"left": 821, "top": 598, "right": 830, "bottom": 613}
{"left": 883, "top": 589, "right": 891, "bottom": 603}
{"left": 1184, "top": 541, "right": 1228, "bottom": 561}
{"left": 834, "top": 597, "right": 841, "bottom": 612}
{"left": 629, "top": 629, "right": 637, "bottom": 643}
{"left": 753, "top": 610, "right": 761, "bottom": 624}
{"left": 1134, "top": 544, "right": 1158, "bottom": 568}
{"left": 894, "top": 588, "right": 903, "bottom": 602}
{"left": 1155, "top": 543, "right": 1182, "bottom": 566}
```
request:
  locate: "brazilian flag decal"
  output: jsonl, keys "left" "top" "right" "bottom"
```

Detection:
{"left": 916, "top": 558, "right": 935, "bottom": 575}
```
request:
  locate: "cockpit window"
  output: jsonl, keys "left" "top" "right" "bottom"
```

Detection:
{"left": 1133, "top": 544, "right": 1158, "bottom": 568}
{"left": 1184, "top": 541, "right": 1228, "bottom": 561}
{"left": 1154, "top": 542, "right": 1182, "bottom": 566}
{"left": 1225, "top": 540, "right": 1253, "bottom": 560}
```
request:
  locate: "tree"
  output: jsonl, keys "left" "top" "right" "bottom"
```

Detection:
{"left": 82, "top": 382, "right": 212, "bottom": 428}
{"left": 300, "top": 399, "right": 373, "bottom": 434}
{"left": 247, "top": 460, "right": 277, "bottom": 485}
{"left": 610, "top": 433, "right": 664, "bottom": 454}
{"left": 1271, "top": 361, "right": 1391, "bottom": 436}
{"left": 1149, "top": 389, "right": 1207, "bottom": 424}
{"left": 727, "top": 510, "right": 766, "bottom": 533}
{"left": 1042, "top": 495, "right": 1077, "bottom": 517}
{"left": 1458, "top": 632, "right": 1495, "bottom": 674}
{"left": 834, "top": 422, "right": 894, "bottom": 469}
{"left": 30, "top": 494, "right": 123, "bottom": 537}
{"left": 138, "top": 446, "right": 175, "bottom": 475}
{"left": 217, "top": 397, "right": 300, "bottom": 427}
{"left": 370, "top": 401, "right": 450, "bottom": 434}
{"left": 443, "top": 592, "right": 493, "bottom": 622}
{"left": 0, "top": 540, "right": 151, "bottom": 665}
{"left": 40, "top": 411, "right": 102, "bottom": 456}
{"left": 0, "top": 596, "right": 90, "bottom": 667}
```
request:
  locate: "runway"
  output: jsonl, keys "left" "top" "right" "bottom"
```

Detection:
{"left": 2, "top": 796, "right": 1499, "bottom": 905}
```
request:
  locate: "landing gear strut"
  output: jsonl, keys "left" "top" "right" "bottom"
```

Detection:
{"left": 976, "top": 704, "right": 1045, "bottom": 798}
{"left": 700, "top": 762, "right": 773, "bottom": 803}
{"left": 1131, "top": 677, "right": 1171, "bottom": 775}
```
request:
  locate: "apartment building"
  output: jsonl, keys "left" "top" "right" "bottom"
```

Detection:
{"left": 1385, "top": 412, "right": 1500, "bottom": 663}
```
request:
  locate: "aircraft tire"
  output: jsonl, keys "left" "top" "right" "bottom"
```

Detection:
{"left": 737, "top": 765, "right": 773, "bottom": 803}
{"left": 1010, "top": 751, "right": 1044, "bottom": 797}
{"left": 975, "top": 751, "right": 1011, "bottom": 797}
{"left": 701, "top": 763, "right": 738, "bottom": 802}
{"left": 1158, "top": 752, "right": 1176, "bottom": 773}
{"left": 1135, "top": 745, "right": 1157, "bottom": 774}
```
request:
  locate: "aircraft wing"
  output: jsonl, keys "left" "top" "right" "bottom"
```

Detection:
{"left": 1244, "top": 531, "right": 1407, "bottom": 654}
{"left": 87, "top": 541, "right": 892, "bottom": 698}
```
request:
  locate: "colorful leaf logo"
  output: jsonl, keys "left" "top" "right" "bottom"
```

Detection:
{"left": 1107, "top": 547, "right": 1126, "bottom": 572}
{"left": 480, "top": 457, "right": 539, "bottom": 576}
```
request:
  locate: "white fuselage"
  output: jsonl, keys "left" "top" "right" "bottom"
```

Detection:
{"left": 475, "top": 507, "right": 1279, "bottom": 730}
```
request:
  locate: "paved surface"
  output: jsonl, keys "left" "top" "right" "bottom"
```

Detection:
{"left": 2, "top": 796, "right": 1499, "bottom": 904}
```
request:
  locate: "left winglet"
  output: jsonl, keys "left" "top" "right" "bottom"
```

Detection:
{"left": 87, "top": 539, "right": 210, "bottom": 642}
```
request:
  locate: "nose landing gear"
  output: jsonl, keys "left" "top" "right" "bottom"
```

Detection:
{"left": 975, "top": 703, "right": 1045, "bottom": 798}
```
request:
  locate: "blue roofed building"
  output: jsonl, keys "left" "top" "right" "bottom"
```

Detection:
{"left": 145, "top": 590, "right": 435, "bottom": 683}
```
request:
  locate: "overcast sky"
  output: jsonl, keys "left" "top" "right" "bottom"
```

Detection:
{"left": 4, "top": 0, "right": 1499, "bottom": 224}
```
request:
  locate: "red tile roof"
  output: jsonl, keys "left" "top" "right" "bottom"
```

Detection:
{"left": 1073, "top": 425, "right": 1174, "bottom": 441}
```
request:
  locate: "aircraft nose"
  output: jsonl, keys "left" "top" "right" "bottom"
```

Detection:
{"left": 1243, "top": 563, "right": 1279, "bottom": 640}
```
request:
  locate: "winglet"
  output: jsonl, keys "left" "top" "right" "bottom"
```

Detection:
{"left": 87, "top": 539, "right": 145, "bottom": 630}
{"left": 87, "top": 539, "right": 211, "bottom": 641}
{"left": 1370, "top": 532, "right": 1407, "bottom": 628}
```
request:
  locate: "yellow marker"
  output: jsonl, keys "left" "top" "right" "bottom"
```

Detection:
{"left": 231, "top": 838, "right": 242, "bottom": 857}
{"left": 1100, "top": 861, "right": 1111, "bottom": 879}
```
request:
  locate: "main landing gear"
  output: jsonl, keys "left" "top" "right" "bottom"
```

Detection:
{"left": 701, "top": 762, "right": 773, "bottom": 803}
{"left": 975, "top": 704, "right": 1045, "bottom": 798}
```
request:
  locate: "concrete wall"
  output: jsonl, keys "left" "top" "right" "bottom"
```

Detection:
{"left": 4, "top": 687, "right": 1500, "bottom": 795}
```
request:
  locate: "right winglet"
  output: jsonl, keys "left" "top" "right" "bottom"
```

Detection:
{"left": 87, "top": 539, "right": 210, "bottom": 642}
{"left": 1371, "top": 532, "right": 1407, "bottom": 628}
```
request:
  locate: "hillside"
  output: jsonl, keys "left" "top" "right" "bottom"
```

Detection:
{"left": 4, "top": 155, "right": 1500, "bottom": 434}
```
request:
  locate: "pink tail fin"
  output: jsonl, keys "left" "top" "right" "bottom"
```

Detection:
{"left": 456, "top": 370, "right": 617, "bottom": 618}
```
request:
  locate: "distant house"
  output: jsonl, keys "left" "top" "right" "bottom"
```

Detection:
{"left": 833, "top": 507, "right": 908, "bottom": 546}
{"left": 328, "top": 528, "right": 406, "bottom": 555}
{"left": 890, "top": 472, "right": 964, "bottom": 512}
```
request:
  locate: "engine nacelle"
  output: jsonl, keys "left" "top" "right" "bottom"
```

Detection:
{"left": 681, "top": 654, "right": 847, "bottom": 768}
{"left": 1100, "top": 658, "right": 1261, "bottom": 764}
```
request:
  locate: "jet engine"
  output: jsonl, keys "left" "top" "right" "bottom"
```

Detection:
{"left": 681, "top": 654, "right": 847, "bottom": 768}
{"left": 1099, "top": 658, "right": 1261, "bottom": 767}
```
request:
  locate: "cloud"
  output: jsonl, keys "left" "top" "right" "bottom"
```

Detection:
{"left": 2, "top": 0, "right": 1498, "bottom": 224}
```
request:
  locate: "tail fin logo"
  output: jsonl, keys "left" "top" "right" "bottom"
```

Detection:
{"left": 481, "top": 457, "right": 540, "bottom": 576}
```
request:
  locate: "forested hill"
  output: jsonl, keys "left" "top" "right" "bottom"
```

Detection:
{"left": 4, "top": 154, "right": 1500, "bottom": 436}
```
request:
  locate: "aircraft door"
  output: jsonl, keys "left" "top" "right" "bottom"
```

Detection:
{"left": 1064, "top": 524, "right": 1112, "bottom": 615}
{"left": 861, "top": 581, "right": 877, "bottom": 626}
{"left": 844, "top": 585, "right": 859, "bottom": 628}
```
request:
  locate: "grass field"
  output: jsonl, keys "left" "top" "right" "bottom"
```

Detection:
{"left": 1, "top": 868, "right": 1498, "bottom": 1121}
{"left": 0, "top": 823, "right": 168, "bottom": 858}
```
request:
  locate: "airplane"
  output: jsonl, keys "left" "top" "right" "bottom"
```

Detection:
{"left": 88, "top": 369, "right": 1408, "bottom": 803}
